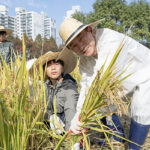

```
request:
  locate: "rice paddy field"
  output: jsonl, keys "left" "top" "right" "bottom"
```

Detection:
{"left": 88, "top": 115, "right": 150, "bottom": 150}
{"left": 0, "top": 37, "right": 150, "bottom": 150}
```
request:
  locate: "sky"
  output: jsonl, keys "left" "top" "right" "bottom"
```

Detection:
{"left": 0, "top": 0, "right": 149, "bottom": 38}
{"left": 0, "top": 0, "right": 96, "bottom": 38}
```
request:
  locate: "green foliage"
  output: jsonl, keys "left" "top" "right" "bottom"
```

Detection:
{"left": 72, "top": 11, "right": 87, "bottom": 23}
{"left": 125, "top": 0, "right": 150, "bottom": 44}
{"left": 72, "top": 0, "right": 150, "bottom": 48}
{"left": 89, "top": 0, "right": 126, "bottom": 31}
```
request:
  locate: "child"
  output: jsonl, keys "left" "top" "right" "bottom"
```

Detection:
{"left": 29, "top": 51, "right": 80, "bottom": 149}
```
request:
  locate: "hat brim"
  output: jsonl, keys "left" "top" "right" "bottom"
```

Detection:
{"left": 29, "top": 52, "right": 59, "bottom": 75}
{"left": 0, "top": 29, "right": 12, "bottom": 35}
{"left": 29, "top": 51, "right": 77, "bottom": 76}
{"left": 58, "top": 18, "right": 105, "bottom": 61}
{"left": 66, "top": 18, "right": 105, "bottom": 48}
{"left": 58, "top": 47, "right": 77, "bottom": 74}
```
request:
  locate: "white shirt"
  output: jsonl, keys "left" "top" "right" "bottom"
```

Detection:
{"left": 77, "top": 28, "right": 150, "bottom": 114}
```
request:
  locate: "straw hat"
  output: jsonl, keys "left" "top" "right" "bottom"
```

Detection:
{"left": 58, "top": 18, "right": 105, "bottom": 59}
{"left": 0, "top": 25, "right": 12, "bottom": 35}
{"left": 29, "top": 51, "right": 77, "bottom": 75}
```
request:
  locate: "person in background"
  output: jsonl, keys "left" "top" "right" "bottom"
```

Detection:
{"left": 0, "top": 25, "right": 15, "bottom": 65}
{"left": 29, "top": 51, "right": 80, "bottom": 150}
{"left": 58, "top": 18, "right": 150, "bottom": 150}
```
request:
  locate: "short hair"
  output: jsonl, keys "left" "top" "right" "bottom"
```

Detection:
{"left": 43, "top": 59, "right": 64, "bottom": 80}
{"left": 43, "top": 59, "right": 64, "bottom": 71}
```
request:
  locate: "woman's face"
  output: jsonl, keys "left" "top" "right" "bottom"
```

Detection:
{"left": 46, "top": 60, "right": 64, "bottom": 80}
{"left": 67, "top": 27, "right": 97, "bottom": 57}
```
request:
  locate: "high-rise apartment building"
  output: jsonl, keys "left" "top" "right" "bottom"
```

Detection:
{"left": 0, "top": 5, "right": 56, "bottom": 40}
{"left": 41, "top": 12, "right": 56, "bottom": 40}
{"left": 0, "top": 5, "right": 8, "bottom": 27}
{"left": 0, "top": 5, "right": 16, "bottom": 36}
{"left": 15, "top": 7, "right": 43, "bottom": 40}
{"left": 8, "top": 16, "right": 16, "bottom": 36}
{"left": 65, "top": 6, "right": 80, "bottom": 19}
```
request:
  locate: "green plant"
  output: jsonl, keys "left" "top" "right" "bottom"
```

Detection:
{"left": 55, "top": 37, "right": 132, "bottom": 150}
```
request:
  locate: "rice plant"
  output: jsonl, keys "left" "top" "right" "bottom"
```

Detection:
{"left": 0, "top": 36, "right": 57, "bottom": 150}
{"left": 55, "top": 37, "right": 132, "bottom": 150}
{"left": 0, "top": 35, "right": 138, "bottom": 150}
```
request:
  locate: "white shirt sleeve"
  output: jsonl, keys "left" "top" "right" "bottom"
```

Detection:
{"left": 76, "top": 56, "right": 97, "bottom": 113}
{"left": 76, "top": 73, "right": 87, "bottom": 113}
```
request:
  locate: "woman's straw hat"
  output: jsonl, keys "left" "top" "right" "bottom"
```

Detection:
{"left": 58, "top": 18, "right": 105, "bottom": 59}
{"left": 29, "top": 51, "right": 77, "bottom": 75}
{"left": 0, "top": 25, "right": 12, "bottom": 35}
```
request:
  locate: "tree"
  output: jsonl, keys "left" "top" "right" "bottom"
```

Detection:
{"left": 26, "top": 37, "right": 34, "bottom": 59}
{"left": 124, "top": 0, "right": 150, "bottom": 46}
{"left": 13, "top": 36, "right": 22, "bottom": 55}
{"left": 43, "top": 37, "right": 50, "bottom": 54}
{"left": 34, "top": 34, "right": 42, "bottom": 50}
{"left": 72, "top": 11, "right": 87, "bottom": 23}
{"left": 72, "top": 0, "right": 150, "bottom": 48}
{"left": 88, "top": 0, "right": 127, "bottom": 32}
{"left": 32, "top": 34, "right": 43, "bottom": 57}
{"left": 48, "top": 36, "right": 58, "bottom": 52}
{"left": 7, "top": 33, "right": 15, "bottom": 42}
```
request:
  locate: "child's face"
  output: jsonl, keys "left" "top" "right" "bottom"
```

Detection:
{"left": 67, "top": 27, "right": 96, "bottom": 57}
{"left": 46, "top": 60, "right": 64, "bottom": 80}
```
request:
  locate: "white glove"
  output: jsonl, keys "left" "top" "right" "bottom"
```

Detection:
{"left": 49, "top": 114, "right": 65, "bottom": 135}
{"left": 71, "top": 142, "right": 80, "bottom": 150}
{"left": 69, "top": 112, "right": 84, "bottom": 134}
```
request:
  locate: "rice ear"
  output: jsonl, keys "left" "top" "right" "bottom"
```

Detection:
{"left": 62, "top": 36, "right": 131, "bottom": 149}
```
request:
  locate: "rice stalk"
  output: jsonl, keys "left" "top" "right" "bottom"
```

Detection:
{"left": 56, "top": 37, "right": 131, "bottom": 149}
{"left": 0, "top": 35, "right": 57, "bottom": 150}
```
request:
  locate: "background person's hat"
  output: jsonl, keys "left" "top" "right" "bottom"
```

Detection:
{"left": 29, "top": 51, "right": 77, "bottom": 75}
{"left": 58, "top": 18, "right": 105, "bottom": 59}
{"left": 0, "top": 25, "right": 12, "bottom": 35}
